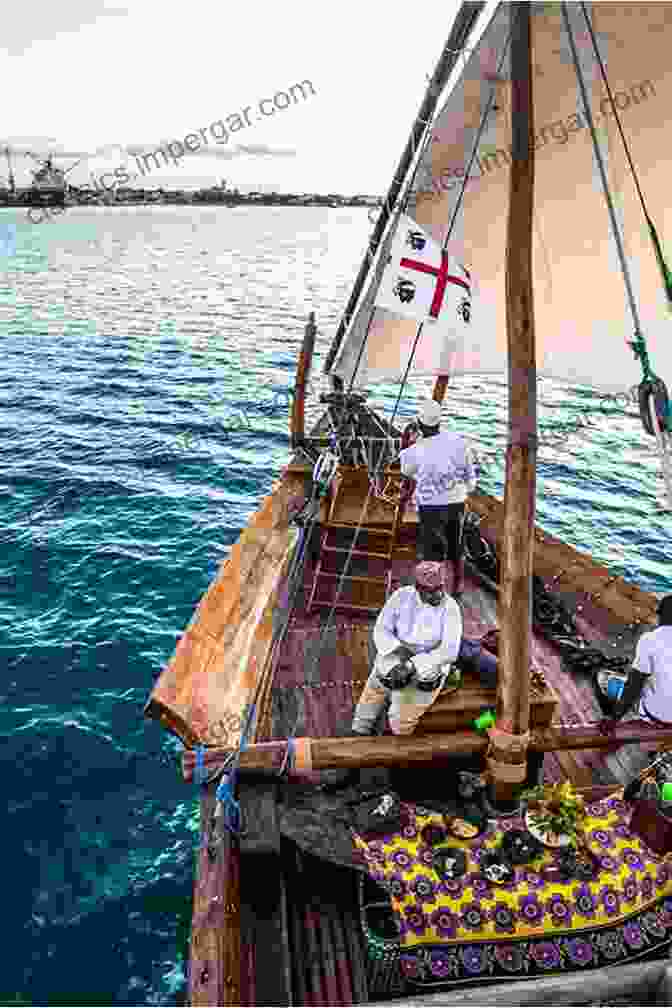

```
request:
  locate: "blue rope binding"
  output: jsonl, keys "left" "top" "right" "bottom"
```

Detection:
{"left": 279, "top": 737, "right": 295, "bottom": 777}
{"left": 193, "top": 745, "right": 209, "bottom": 853}
{"left": 214, "top": 703, "right": 257, "bottom": 836}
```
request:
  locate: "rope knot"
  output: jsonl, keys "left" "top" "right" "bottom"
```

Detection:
{"left": 486, "top": 725, "right": 531, "bottom": 760}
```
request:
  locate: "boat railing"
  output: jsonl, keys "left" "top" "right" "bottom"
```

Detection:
{"left": 304, "top": 434, "right": 404, "bottom": 469}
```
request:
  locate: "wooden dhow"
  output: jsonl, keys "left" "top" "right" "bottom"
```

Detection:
{"left": 144, "top": 2, "right": 672, "bottom": 1003}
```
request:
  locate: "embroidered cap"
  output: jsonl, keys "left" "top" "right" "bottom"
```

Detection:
{"left": 414, "top": 562, "right": 444, "bottom": 590}
{"left": 417, "top": 400, "right": 442, "bottom": 427}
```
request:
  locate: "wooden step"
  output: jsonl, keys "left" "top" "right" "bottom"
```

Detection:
{"left": 327, "top": 523, "right": 393, "bottom": 535}
{"left": 309, "top": 572, "right": 389, "bottom": 613}
{"left": 315, "top": 572, "right": 387, "bottom": 585}
{"left": 308, "top": 599, "right": 384, "bottom": 613}
{"left": 322, "top": 545, "right": 391, "bottom": 560}
{"left": 320, "top": 553, "right": 390, "bottom": 580}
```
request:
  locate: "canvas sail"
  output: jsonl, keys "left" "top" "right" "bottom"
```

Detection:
{"left": 332, "top": 2, "right": 672, "bottom": 394}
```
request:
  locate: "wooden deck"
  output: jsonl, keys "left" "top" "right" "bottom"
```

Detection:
{"left": 148, "top": 463, "right": 660, "bottom": 791}
{"left": 268, "top": 513, "right": 641, "bottom": 791}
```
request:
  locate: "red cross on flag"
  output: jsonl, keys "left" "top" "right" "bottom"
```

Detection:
{"left": 375, "top": 215, "right": 471, "bottom": 329}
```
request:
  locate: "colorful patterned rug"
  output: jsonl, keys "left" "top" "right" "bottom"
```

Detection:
{"left": 353, "top": 797, "right": 672, "bottom": 987}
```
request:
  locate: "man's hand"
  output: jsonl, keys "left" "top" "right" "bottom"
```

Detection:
{"left": 379, "top": 661, "right": 415, "bottom": 691}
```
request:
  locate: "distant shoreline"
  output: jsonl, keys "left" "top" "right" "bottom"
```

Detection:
{"left": 0, "top": 191, "right": 382, "bottom": 210}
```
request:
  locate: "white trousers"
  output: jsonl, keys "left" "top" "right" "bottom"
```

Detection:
{"left": 352, "top": 654, "right": 452, "bottom": 736}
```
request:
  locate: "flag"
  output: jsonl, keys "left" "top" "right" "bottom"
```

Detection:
{"left": 375, "top": 215, "right": 471, "bottom": 329}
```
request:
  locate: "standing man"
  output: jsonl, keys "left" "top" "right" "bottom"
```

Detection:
{"left": 399, "top": 399, "right": 477, "bottom": 599}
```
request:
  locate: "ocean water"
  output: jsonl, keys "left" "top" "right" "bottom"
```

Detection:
{"left": 0, "top": 205, "right": 670, "bottom": 1006}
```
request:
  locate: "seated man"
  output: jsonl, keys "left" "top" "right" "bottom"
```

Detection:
{"left": 352, "top": 562, "right": 498, "bottom": 736}
{"left": 602, "top": 594, "right": 672, "bottom": 776}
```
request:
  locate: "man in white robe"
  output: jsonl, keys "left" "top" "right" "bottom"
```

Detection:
{"left": 352, "top": 562, "right": 497, "bottom": 736}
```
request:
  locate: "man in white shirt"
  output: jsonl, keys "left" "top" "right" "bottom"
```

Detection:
{"left": 399, "top": 399, "right": 477, "bottom": 599}
{"left": 632, "top": 595, "right": 672, "bottom": 723}
{"left": 602, "top": 595, "right": 672, "bottom": 777}
{"left": 351, "top": 562, "right": 498, "bottom": 736}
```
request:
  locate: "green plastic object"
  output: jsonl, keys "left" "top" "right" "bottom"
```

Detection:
{"left": 662, "top": 782, "right": 672, "bottom": 802}
{"left": 474, "top": 710, "right": 496, "bottom": 733}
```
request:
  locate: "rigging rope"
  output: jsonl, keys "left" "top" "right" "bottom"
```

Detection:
{"left": 561, "top": 4, "right": 642, "bottom": 341}
{"left": 579, "top": 3, "right": 672, "bottom": 410}
{"left": 562, "top": 4, "right": 672, "bottom": 508}
{"left": 579, "top": 2, "right": 672, "bottom": 309}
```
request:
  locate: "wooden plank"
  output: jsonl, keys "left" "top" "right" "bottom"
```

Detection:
{"left": 365, "top": 961, "right": 668, "bottom": 1007}
{"left": 145, "top": 477, "right": 301, "bottom": 746}
{"left": 555, "top": 749, "right": 596, "bottom": 789}
{"left": 418, "top": 671, "right": 557, "bottom": 733}
{"left": 536, "top": 723, "right": 672, "bottom": 752}
{"left": 290, "top": 313, "right": 316, "bottom": 447}
{"left": 327, "top": 481, "right": 396, "bottom": 527}
{"left": 467, "top": 491, "right": 659, "bottom": 629}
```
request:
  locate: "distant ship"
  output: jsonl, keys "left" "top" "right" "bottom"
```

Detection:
{"left": 25, "top": 157, "right": 67, "bottom": 207}
{"left": 0, "top": 148, "right": 71, "bottom": 207}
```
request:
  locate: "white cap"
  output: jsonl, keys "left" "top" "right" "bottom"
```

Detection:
{"left": 418, "top": 400, "right": 442, "bottom": 427}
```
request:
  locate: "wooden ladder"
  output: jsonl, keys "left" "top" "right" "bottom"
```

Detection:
{"left": 306, "top": 468, "right": 403, "bottom": 615}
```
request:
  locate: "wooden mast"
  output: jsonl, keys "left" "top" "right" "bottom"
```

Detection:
{"left": 489, "top": 2, "right": 537, "bottom": 807}
{"left": 290, "top": 312, "right": 317, "bottom": 448}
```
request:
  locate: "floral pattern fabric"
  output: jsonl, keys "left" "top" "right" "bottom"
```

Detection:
{"left": 353, "top": 799, "right": 672, "bottom": 986}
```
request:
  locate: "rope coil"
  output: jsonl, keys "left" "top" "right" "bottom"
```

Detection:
{"left": 462, "top": 513, "right": 632, "bottom": 687}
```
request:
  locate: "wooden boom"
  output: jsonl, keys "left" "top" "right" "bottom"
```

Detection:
{"left": 181, "top": 721, "right": 672, "bottom": 782}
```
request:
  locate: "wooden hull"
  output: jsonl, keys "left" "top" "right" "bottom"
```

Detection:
{"left": 142, "top": 421, "right": 672, "bottom": 1006}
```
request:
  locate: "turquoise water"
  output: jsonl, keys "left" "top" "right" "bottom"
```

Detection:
{"left": 0, "top": 205, "right": 670, "bottom": 1005}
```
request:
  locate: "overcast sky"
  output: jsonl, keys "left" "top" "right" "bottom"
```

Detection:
{"left": 0, "top": 0, "right": 497, "bottom": 194}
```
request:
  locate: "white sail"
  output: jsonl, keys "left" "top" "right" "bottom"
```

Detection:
{"left": 333, "top": 2, "right": 672, "bottom": 394}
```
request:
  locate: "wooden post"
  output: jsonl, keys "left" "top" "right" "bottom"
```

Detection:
{"left": 490, "top": 2, "right": 537, "bottom": 807}
{"left": 432, "top": 375, "right": 450, "bottom": 404}
{"left": 290, "top": 312, "right": 317, "bottom": 448}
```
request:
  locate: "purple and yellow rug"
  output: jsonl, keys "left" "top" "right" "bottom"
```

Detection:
{"left": 353, "top": 797, "right": 672, "bottom": 986}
